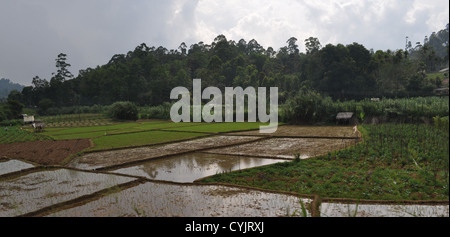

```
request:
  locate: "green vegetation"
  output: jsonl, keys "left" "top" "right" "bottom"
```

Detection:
{"left": 108, "top": 101, "right": 138, "bottom": 121}
{"left": 426, "top": 71, "right": 449, "bottom": 87}
{"left": 282, "top": 95, "right": 449, "bottom": 124}
{"left": 0, "top": 78, "right": 24, "bottom": 99}
{"left": 40, "top": 113, "right": 113, "bottom": 127}
{"left": 165, "top": 122, "right": 272, "bottom": 133}
{"left": 39, "top": 120, "right": 191, "bottom": 139}
{"left": 0, "top": 24, "right": 445, "bottom": 120}
{"left": 433, "top": 116, "right": 449, "bottom": 132}
{"left": 200, "top": 124, "right": 449, "bottom": 201}
{"left": 0, "top": 17, "right": 447, "bottom": 209}
{"left": 14, "top": 116, "right": 275, "bottom": 151}
{"left": 138, "top": 102, "right": 172, "bottom": 120}
{"left": 2, "top": 108, "right": 448, "bottom": 202}
{"left": 34, "top": 120, "right": 166, "bottom": 139}
{"left": 91, "top": 130, "right": 207, "bottom": 151}
{"left": 0, "top": 126, "right": 52, "bottom": 144}
{"left": 0, "top": 92, "right": 24, "bottom": 122}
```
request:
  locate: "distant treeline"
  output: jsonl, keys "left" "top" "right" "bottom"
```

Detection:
{"left": 2, "top": 24, "right": 449, "bottom": 121}
{"left": 0, "top": 78, "right": 24, "bottom": 99}
{"left": 8, "top": 95, "right": 446, "bottom": 126}
{"left": 137, "top": 95, "right": 450, "bottom": 124}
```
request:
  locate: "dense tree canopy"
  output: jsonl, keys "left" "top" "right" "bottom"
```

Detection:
{"left": 10, "top": 24, "right": 450, "bottom": 114}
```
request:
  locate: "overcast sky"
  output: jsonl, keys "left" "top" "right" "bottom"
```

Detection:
{"left": 1, "top": 0, "right": 448, "bottom": 86}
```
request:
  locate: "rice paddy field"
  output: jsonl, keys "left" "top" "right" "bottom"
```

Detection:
{"left": 17, "top": 119, "right": 272, "bottom": 151}
{"left": 1, "top": 113, "right": 448, "bottom": 217}
{"left": 0, "top": 126, "right": 52, "bottom": 144}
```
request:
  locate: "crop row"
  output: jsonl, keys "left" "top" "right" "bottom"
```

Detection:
{"left": 330, "top": 124, "right": 449, "bottom": 194}
{"left": 201, "top": 123, "right": 449, "bottom": 200}
{"left": 0, "top": 127, "right": 52, "bottom": 144}
{"left": 335, "top": 124, "right": 448, "bottom": 164}
{"left": 282, "top": 95, "right": 449, "bottom": 124}
{"left": 38, "top": 113, "right": 114, "bottom": 127}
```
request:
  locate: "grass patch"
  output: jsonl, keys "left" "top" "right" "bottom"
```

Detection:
{"left": 90, "top": 130, "right": 208, "bottom": 151}
{"left": 0, "top": 126, "right": 52, "bottom": 144}
{"left": 135, "top": 121, "right": 201, "bottom": 130}
{"left": 163, "top": 122, "right": 275, "bottom": 133}
{"left": 50, "top": 131, "right": 108, "bottom": 140}
{"left": 39, "top": 121, "right": 205, "bottom": 139}
{"left": 44, "top": 122, "right": 140, "bottom": 135}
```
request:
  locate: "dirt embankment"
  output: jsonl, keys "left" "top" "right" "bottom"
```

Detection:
{"left": 0, "top": 139, "right": 91, "bottom": 165}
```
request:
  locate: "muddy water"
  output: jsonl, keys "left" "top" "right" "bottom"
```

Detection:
{"left": 48, "top": 182, "right": 310, "bottom": 217}
{"left": 111, "top": 153, "right": 288, "bottom": 183}
{"left": 204, "top": 138, "right": 357, "bottom": 159}
{"left": 68, "top": 135, "right": 261, "bottom": 170}
{"left": 48, "top": 180, "right": 449, "bottom": 217}
{"left": 0, "top": 168, "right": 135, "bottom": 217}
{"left": 320, "top": 202, "right": 449, "bottom": 217}
{"left": 0, "top": 159, "right": 34, "bottom": 176}
{"left": 230, "top": 125, "right": 358, "bottom": 138}
{"left": 1, "top": 159, "right": 448, "bottom": 217}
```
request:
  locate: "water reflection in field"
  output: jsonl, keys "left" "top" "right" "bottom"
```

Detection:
{"left": 49, "top": 182, "right": 309, "bottom": 217}
{"left": 112, "top": 153, "right": 288, "bottom": 183}
{"left": 0, "top": 168, "right": 135, "bottom": 217}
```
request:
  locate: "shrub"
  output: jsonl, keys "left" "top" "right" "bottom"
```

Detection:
{"left": 284, "top": 89, "right": 332, "bottom": 124}
{"left": 138, "top": 102, "right": 172, "bottom": 120}
{"left": 108, "top": 101, "right": 138, "bottom": 121}
{"left": 0, "top": 119, "right": 24, "bottom": 126}
{"left": 0, "top": 108, "right": 8, "bottom": 122}
{"left": 433, "top": 116, "right": 449, "bottom": 132}
{"left": 38, "top": 98, "right": 54, "bottom": 115}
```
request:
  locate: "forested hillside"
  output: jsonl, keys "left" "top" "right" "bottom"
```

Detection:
{"left": 0, "top": 78, "right": 24, "bottom": 99}
{"left": 2, "top": 24, "right": 449, "bottom": 120}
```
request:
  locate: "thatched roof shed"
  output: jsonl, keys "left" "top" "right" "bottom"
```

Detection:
{"left": 336, "top": 112, "right": 354, "bottom": 125}
{"left": 336, "top": 112, "right": 354, "bottom": 120}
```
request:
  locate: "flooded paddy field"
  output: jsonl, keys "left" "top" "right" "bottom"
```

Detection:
{"left": 1, "top": 124, "right": 448, "bottom": 217}
{"left": 48, "top": 182, "right": 309, "bottom": 217}
{"left": 68, "top": 135, "right": 262, "bottom": 170}
{"left": 0, "top": 168, "right": 135, "bottom": 217}
{"left": 46, "top": 181, "right": 449, "bottom": 217}
{"left": 110, "top": 153, "right": 288, "bottom": 183}
{"left": 320, "top": 202, "right": 449, "bottom": 217}
{"left": 0, "top": 159, "right": 35, "bottom": 176}
{"left": 1, "top": 157, "right": 448, "bottom": 217}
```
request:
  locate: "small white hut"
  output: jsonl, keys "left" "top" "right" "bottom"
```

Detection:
{"left": 22, "top": 114, "right": 35, "bottom": 123}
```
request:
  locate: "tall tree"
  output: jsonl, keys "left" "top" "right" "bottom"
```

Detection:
{"left": 53, "top": 53, "right": 74, "bottom": 82}
{"left": 286, "top": 37, "right": 299, "bottom": 55}
{"left": 305, "top": 37, "right": 322, "bottom": 55}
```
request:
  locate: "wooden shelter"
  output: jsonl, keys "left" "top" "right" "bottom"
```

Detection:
{"left": 336, "top": 112, "right": 354, "bottom": 124}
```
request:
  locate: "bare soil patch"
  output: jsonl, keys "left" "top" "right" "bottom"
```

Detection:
{"left": 204, "top": 137, "right": 358, "bottom": 159}
{"left": 0, "top": 139, "right": 91, "bottom": 165}
{"left": 230, "top": 125, "right": 358, "bottom": 138}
